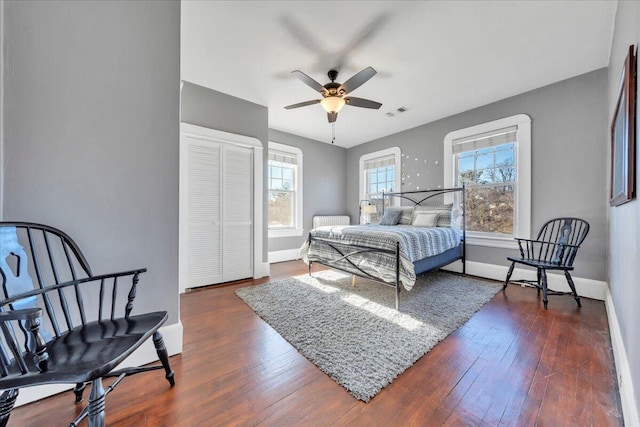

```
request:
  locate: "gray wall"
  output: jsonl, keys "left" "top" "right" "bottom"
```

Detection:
{"left": 181, "top": 81, "right": 269, "bottom": 262}
{"left": 268, "top": 129, "right": 347, "bottom": 252}
{"left": 607, "top": 0, "right": 640, "bottom": 415}
{"left": 3, "top": 1, "right": 181, "bottom": 323}
{"left": 347, "top": 68, "right": 608, "bottom": 281}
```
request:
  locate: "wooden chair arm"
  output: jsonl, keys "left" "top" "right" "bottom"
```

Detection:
{"left": 514, "top": 238, "right": 580, "bottom": 248}
{"left": 0, "top": 308, "right": 43, "bottom": 322}
{"left": 0, "top": 269, "right": 147, "bottom": 309}
{"left": 513, "top": 238, "right": 580, "bottom": 265}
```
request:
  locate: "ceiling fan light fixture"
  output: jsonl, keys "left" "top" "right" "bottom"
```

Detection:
{"left": 320, "top": 96, "right": 346, "bottom": 113}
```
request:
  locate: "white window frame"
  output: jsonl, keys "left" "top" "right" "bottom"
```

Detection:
{"left": 268, "top": 141, "right": 303, "bottom": 238}
{"left": 359, "top": 147, "right": 402, "bottom": 223}
{"left": 444, "top": 114, "right": 531, "bottom": 249}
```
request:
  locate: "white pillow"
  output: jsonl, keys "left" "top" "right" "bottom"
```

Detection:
{"left": 413, "top": 204, "right": 453, "bottom": 227}
{"left": 412, "top": 211, "right": 439, "bottom": 227}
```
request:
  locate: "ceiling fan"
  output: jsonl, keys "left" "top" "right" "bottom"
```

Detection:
{"left": 284, "top": 66, "right": 382, "bottom": 123}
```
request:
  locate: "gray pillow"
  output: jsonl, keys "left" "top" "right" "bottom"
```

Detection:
{"left": 385, "top": 206, "right": 414, "bottom": 225}
{"left": 379, "top": 209, "right": 402, "bottom": 225}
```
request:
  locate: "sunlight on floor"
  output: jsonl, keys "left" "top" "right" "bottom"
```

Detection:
{"left": 299, "top": 271, "right": 424, "bottom": 332}
{"left": 339, "top": 293, "right": 424, "bottom": 331}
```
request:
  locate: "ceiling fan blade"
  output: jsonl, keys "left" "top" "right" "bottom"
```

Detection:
{"left": 328, "top": 112, "right": 337, "bottom": 123}
{"left": 291, "top": 70, "right": 326, "bottom": 94}
{"left": 284, "top": 99, "right": 321, "bottom": 110}
{"left": 339, "top": 66, "right": 377, "bottom": 95}
{"left": 345, "top": 97, "right": 382, "bottom": 109}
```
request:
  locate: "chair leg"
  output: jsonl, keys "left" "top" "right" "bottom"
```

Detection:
{"left": 536, "top": 268, "right": 542, "bottom": 295}
{"left": 153, "top": 332, "right": 175, "bottom": 387}
{"left": 540, "top": 269, "right": 549, "bottom": 309}
{"left": 0, "top": 389, "right": 18, "bottom": 427}
{"left": 74, "top": 382, "right": 87, "bottom": 403}
{"left": 564, "top": 271, "right": 582, "bottom": 308}
{"left": 87, "top": 378, "right": 106, "bottom": 427}
{"left": 503, "top": 262, "right": 515, "bottom": 291}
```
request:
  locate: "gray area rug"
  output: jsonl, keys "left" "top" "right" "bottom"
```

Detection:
{"left": 235, "top": 270, "right": 501, "bottom": 402}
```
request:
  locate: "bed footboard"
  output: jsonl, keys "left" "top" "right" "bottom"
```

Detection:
{"left": 307, "top": 235, "right": 403, "bottom": 310}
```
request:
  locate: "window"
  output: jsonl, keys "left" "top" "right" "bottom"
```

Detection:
{"left": 444, "top": 114, "right": 531, "bottom": 248}
{"left": 268, "top": 142, "right": 303, "bottom": 238}
{"left": 359, "top": 147, "right": 401, "bottom": 224}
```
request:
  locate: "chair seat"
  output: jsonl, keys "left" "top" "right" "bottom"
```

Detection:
{"left": 0, "top": 311, "right": 167, "bottom": 389}
{"left": 507, "top": 256, "right": 575, "bottom": 271}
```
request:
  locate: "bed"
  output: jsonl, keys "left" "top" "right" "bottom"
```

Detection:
{"left": 300, "top": 187, "right": 466, "bottom": 310}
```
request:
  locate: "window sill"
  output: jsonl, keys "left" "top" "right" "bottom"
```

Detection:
{"left": 464, "top": 234, "right": 518, "bottom": 249}
{"left": 268, "top": 228, "right": 303, "bottom": 238}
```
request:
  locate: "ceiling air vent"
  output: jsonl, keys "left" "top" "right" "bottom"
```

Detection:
{"left": 386, "top": 107, "right": 409, "bottom": 117}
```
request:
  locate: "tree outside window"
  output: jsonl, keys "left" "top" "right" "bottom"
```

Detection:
{"left": 456, "top": 143, "right": 515, "bottom": 235}
{"left": 268, "top": 161, "right": 296, "bottom": 228}
{"left": 445, "top": 115, "right": 531, "bottom": 247}
{"left": 267, "top": 142, "right": 302, "bottom": 238}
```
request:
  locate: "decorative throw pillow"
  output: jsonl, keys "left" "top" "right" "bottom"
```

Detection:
{"left": 379, "top": 209, "right": 402, "bottom": 226}
{"left": 385, "top": 206, "right": 414, "bottom": 225}
{"left": 436, "top": 210, "right": 452, "bottom": 227}
{"left": 413, "top": 204, "right": 453, "bottom": 227}
{"left": 412, "top": 211, "right": 440, "bottom": 227}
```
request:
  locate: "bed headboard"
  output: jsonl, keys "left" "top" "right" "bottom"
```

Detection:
{"left": 381, "top": 185, "right": 466, "bottom": 233}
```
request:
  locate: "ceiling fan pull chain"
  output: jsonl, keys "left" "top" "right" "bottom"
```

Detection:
{"left": 331, "top": 123, "right": 336, "bottom": 144}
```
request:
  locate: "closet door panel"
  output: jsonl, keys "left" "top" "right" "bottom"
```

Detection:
{"left": 222, "top": 145, "right": 253, "bottom": 282}
{"left": 186, "top": 140, "right": 222, "bottom": 287}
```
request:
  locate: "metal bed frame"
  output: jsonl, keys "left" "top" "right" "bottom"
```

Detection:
{"left": 307, "top": 186, "right": 466, "bottom": 311}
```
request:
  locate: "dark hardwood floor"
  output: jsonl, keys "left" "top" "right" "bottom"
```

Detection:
{"left": 10, "top": 261, "right": 622, "bottom": 426}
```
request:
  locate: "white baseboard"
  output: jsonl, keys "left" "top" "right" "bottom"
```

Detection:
{"left": 605, "top": 287, "right": 640, "bottom": 427}
{"left": 268, "top": 248, "right": 301, "bottom": 264}
{"left": 442, "top": 260, "right": 607, "bottom": 301}
{"left": 15, "top": 321, "right": 183, "bottom": 407}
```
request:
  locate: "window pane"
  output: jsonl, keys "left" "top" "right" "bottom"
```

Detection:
{"left": 459, "top": 156, "right": 474, "bottom": 172}
{"left": 465, "top": 185, "right": 514, "bottom": 235}
{"left": 388, "top": 168, "right": 395, "bottom": 183}
{"left": 282, "top": 167, "right": 293, "bottom": 181}
{"left": 459, "top": 170, "right": 480, "bottom": 184}
{"left": 475, "top": 152, "right": 494, "bottom": 169}
{"left": 270, "top": 165, "right": 282, "bottom": 179}
{"left": 268, "top": 191, "right": 293, "bottom": 227}
{"left": 491, "top": 165, "right": 515, "bottom": 183}
{"left": 495, "top": 147, "right": 514, "bottom": 166}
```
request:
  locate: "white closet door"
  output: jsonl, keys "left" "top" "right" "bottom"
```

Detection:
{"left": 185, "top": 138, "right": 222, "bottom": 287}
{"left": 222, "top": 145, "right": 253, "bottom": 282}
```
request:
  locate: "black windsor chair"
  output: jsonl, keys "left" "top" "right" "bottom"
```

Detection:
{"left": 503, "top": 217, "right": 590, "bottom": 309}
{"left": 0, "top": 222, "right": 174, "bottom": 427}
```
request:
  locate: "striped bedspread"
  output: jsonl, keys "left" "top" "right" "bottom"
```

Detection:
{"left": 299, "top": 225, "right": 461, "bottom": 291}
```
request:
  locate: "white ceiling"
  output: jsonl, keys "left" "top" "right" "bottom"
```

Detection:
{"left": 181, "top": 1, "right": 616, "bottom": 148}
